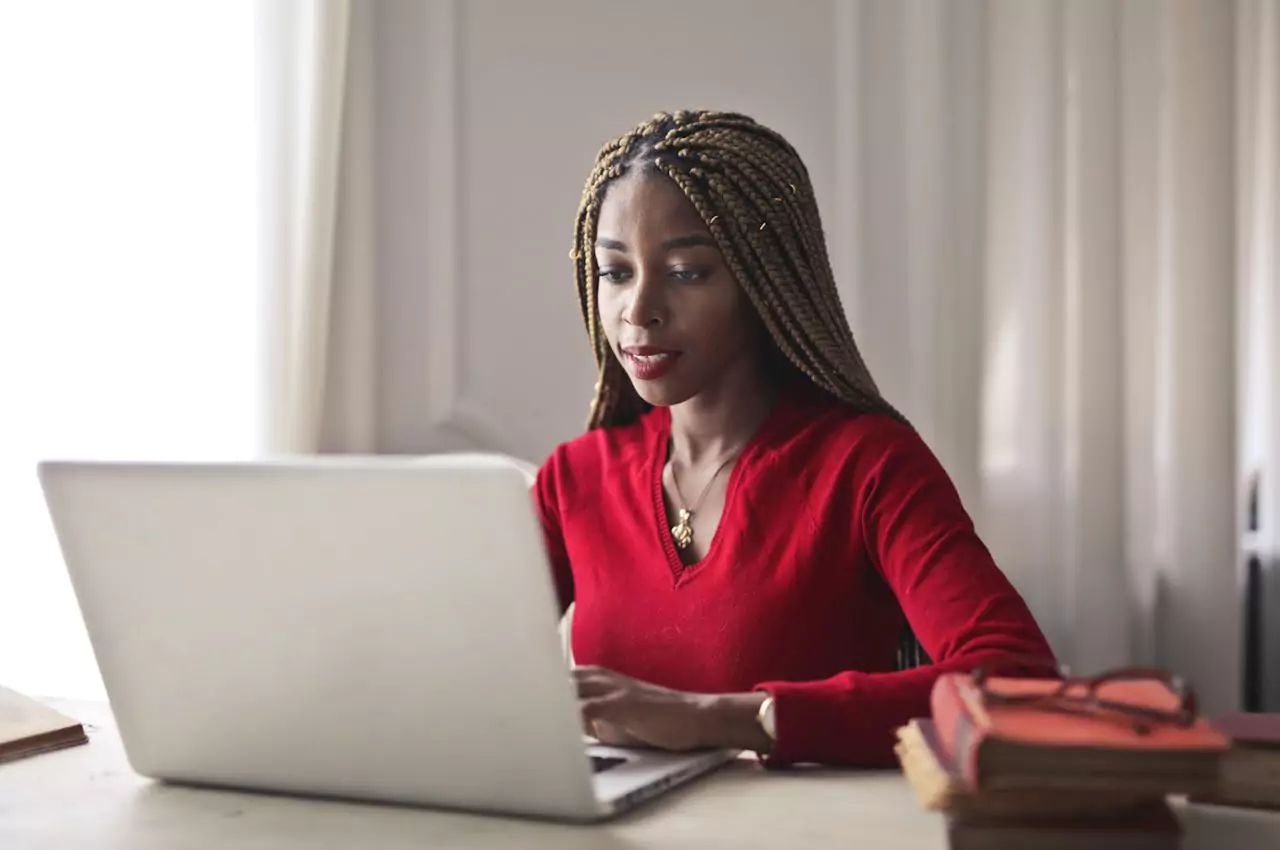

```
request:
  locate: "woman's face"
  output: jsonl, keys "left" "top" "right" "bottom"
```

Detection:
{"left": 594, "top": 172, "right": 763, "bottom": 408}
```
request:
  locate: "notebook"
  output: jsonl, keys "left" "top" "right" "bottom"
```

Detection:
{"left": 0, "top": 686, "right": 89, "bottom": 764}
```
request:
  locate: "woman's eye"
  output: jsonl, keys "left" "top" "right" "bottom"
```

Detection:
{"left": 670, "top": 267, "right": 705, "bottom": 282}
{"left": 597, "top": 267, "right": 631, "bottom": 284}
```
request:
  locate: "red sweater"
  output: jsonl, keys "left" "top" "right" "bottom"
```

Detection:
{"left": 533, "top": 383, "right": 1054, "bottom": 767}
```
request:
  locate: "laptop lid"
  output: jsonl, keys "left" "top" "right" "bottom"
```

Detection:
{"left": 37, "top": 456, "right": 604, "bottom": 820}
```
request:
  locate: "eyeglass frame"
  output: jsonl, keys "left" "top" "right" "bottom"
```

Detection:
{"left": 968, "top": 655, "right": 1200, "bottom": 734}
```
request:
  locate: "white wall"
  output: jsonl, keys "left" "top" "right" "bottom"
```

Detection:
{"left": 369, "top": 0, "right": 858, "bottom": 465}
{"left": 352, "top": 0, "right": 1261, "bottom": 713}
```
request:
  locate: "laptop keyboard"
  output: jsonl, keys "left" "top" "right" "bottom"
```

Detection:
{"left": 591, "top": 755, "right": 627, "bottom": 773}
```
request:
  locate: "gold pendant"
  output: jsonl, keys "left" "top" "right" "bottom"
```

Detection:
{"left": 671, "top": 508, "right": 695, "bottom": 550}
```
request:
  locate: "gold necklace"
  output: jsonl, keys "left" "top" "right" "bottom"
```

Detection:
{"left": 668, "top": 453, "right": 739, "bottom": 551}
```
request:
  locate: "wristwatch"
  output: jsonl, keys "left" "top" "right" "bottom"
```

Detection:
{"left": 757, "top": 694, "right": 777, "bottom": 746}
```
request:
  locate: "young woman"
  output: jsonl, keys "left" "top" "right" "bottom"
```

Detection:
{"left": 534, "top": 110, "right": 1054, "bottom": 767}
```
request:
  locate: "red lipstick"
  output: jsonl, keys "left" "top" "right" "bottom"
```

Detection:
{"left": 621, "top": 346, "right": 682, "bottom": 381}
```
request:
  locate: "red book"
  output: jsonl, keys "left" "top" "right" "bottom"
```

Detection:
{"left": 929, "top": 671, "right": 1229, "bottom": 795}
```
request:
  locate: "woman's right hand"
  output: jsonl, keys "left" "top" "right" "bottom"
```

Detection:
{"left": 587, "top": 718, "right": 647, "bottom": 747}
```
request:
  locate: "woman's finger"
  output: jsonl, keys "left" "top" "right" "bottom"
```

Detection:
{"left": 572, "top": 667, "right": 622, "bottom": 697}
{"left": 574, "top": 675, "right": 616, "bottom": 698}
{"left": 579, "top": 693, "right": 626, "bottom": 721}
{"left": 592, "top": 719, "right": 643, "bottom": 747}
{"left": 572, "top": 665, "right": 614, "bottom": 685}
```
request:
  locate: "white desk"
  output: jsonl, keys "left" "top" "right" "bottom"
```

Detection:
{"left": 4, "top": 701, "right": 1279, "bottom": 850}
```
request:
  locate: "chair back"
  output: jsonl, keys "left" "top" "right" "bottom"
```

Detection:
{"left": 897, "top": 625, "right": 930, "bottom": 670}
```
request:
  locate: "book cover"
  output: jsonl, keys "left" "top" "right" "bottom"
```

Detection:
{"left": 0, "top": 685, "right": 89, "bottom": 764}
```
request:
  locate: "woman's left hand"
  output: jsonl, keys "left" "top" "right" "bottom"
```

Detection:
{"left": 573, "top": 665, "right": 713, "bottom": 751}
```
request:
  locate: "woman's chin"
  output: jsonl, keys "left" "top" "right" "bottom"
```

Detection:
{"left": 629, "top": 379, "right": 696, "bottom": 409}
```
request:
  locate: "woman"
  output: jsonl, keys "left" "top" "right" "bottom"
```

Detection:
{"left": 534, "top": 110, "right": 1054, "bottom": 767}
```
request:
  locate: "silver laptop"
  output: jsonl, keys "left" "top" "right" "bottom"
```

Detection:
{"left": 37, "top": 455, "right": 736, "bottom": 822}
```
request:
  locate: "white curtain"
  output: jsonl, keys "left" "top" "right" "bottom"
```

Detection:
{"left": 255, "top": 0, "right": 376, "bottom": 455}
{"left": 1238, "top": 0, "right": 1280, "bottom": 706}
{"left": 843, "top": 0, "right": 1274, "bottom": 713}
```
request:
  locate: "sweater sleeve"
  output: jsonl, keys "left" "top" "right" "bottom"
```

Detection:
{"left": 533, "top": 448, "right": 575, "bottom": 615}
{"left": 753, "top": 425, "right": 1056, "bottom": 767}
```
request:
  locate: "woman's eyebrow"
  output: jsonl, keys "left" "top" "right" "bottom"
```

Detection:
{"left": 660, "top": 234, "right": 715, "bottom": 251}
{"left": 594, "top": 234, "right": 715, "bottom": 253}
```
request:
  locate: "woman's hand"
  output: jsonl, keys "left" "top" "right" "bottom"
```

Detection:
{"left": 573, "top": 665, "right": 772, "bottom": 753}
{"left": 574, "top": 665, "right": 710, "bottom": 750}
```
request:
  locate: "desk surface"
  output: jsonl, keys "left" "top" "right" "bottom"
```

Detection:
{"left": 4, "top": 701, "right": 1279, "bottom": 850}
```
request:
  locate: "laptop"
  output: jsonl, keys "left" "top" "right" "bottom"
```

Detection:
{"left": 36, "top": 455, "right": 736, "bottom": 822}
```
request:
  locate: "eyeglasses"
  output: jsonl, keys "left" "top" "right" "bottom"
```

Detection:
{"left": 970, "top": 656, "right": 1199, "bottom": 735}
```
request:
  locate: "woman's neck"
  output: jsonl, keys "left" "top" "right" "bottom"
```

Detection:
{"left": 667, "top": 361, "right": 779, "bottom": 467}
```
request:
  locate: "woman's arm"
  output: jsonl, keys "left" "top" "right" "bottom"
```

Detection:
{"left": 749, "top": 425, "right": 1056, "bottom": 766}
{"left": 573, "top": 424, "right": 1055, "bottom": 765}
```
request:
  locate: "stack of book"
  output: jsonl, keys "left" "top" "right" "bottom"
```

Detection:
{"left": 896, "top": 664, "right": 1231, "bottom": 850}
{"left": 1193, "top": 711, "right": 1280, "bottom": 811}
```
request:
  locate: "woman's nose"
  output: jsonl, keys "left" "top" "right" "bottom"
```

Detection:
{"left": 622, "top": 275, "right": 665, "bottom": 326}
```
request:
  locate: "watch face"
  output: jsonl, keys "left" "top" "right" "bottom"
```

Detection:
{"left": 761, "top": 697, "right": 777, "bottom": 739}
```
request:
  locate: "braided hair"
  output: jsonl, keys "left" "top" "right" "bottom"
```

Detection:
{"left": 571, "top": 110, "right": 908, "bottom": 430}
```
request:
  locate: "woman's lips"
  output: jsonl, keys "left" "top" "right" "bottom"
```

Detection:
{"left": 621, "top": 346, "right": 683, "bottom": 381}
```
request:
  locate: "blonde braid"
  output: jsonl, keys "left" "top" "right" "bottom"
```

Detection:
{"left": 571, "top": 111, "right": 906, "bottom": 430}
{"left": 653, "top": 162, "right": 828, "bottom": 377}
{"left": 668, "top": 119, "right": 861, "bottom": 349}
{"left": 677, "top": 130, "right": 863, "bottom": 359}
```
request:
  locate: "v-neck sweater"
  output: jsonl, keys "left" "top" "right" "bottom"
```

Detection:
{"left": 533, "top": 384, "right": 1054, "bottom": 767}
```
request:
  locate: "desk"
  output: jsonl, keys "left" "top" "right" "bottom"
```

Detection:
{"left": 4, "top": 701, "right": 1279, "bottom": 850}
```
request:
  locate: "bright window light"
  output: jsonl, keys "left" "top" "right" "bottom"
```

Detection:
{"left": 0, "top": 1, "right": 260, "bottom": 699}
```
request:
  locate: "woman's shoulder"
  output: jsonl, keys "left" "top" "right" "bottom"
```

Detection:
{"left": 770, "top": 385, "right": 924, "bottom": 465}
{"left": 764, "top": 392, "right": 957, "bottom": 518}
{"left": 548, "top": 411, "right": 656, "bottom": 467}
{"left": 535, "top": 409, "right": 660, "bottom": 503}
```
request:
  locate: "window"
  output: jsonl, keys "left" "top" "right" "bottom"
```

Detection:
{"left": 0, "top": 2, "right": 259, "bottom": 699}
